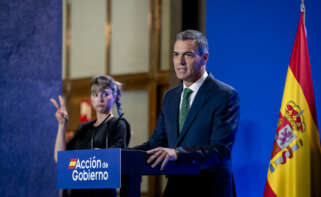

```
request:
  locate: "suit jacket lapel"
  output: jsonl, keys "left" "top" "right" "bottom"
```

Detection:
{"left": 171, "top": 85, "right": 183, "bottom": 141}
{"left": 175, "top": 75, "right": 213, "bottom": 146}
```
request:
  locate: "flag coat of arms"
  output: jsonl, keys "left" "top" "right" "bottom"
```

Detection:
{"left": 264, "top": 9, "right": 321, "bottom": 197}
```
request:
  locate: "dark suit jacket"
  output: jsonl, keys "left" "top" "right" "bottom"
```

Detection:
{"left": 136, "top": 73, "right": 240, "bottom": 197}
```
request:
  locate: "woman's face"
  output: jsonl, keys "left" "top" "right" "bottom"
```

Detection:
{"left": 90, "top": 87, "right": 115, "bottom": 114}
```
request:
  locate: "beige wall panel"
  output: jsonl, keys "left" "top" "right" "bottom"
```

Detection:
{"left": 113, "top": 90, "right": 149, "bottom": 192}
{"left": 120, "top": 90, "right": 149, "bottom": 147}
{"left": 160, "top": 0, "right": 171, "bottom": 71}
{"left": 110, "top": 0, "right": 150, "bottom": 75}
{"left": 70, "top": 0, "right": 106, "bottom": 78}
{"left": 161, "top": 175, "right": 167, "bottom": 193}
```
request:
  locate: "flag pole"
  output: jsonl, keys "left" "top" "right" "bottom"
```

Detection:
{"left": 301, "top": 0, "right": 306, "bottom": 25}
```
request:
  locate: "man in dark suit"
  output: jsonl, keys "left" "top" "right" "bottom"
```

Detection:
{"left": 135, "top": 30, "right": 240, "bottom": 197}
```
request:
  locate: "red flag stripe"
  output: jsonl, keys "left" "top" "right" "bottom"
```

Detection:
{"left": 264, "top": 182, "right": 277, "bottom": 197}
{"left": 289, "top": 13, "right": 318, "bottom": 126}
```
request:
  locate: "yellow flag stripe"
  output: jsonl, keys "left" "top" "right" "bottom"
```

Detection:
{"left": 281, "top": 68, "right": 321, "bottom": 151}
{"left": 267, "top": 68, "right": 321, "bottom": 197}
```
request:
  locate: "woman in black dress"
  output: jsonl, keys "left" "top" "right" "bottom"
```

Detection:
{"left": 50, "top": 75, "right": 130, "bottom": 197}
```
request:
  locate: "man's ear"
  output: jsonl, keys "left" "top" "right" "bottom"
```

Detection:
{"left": 202, "top": 52, "right": 209, "bottom": 62}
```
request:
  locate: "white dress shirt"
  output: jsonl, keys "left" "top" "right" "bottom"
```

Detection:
{"left": 180, "top": 71, "right": 208, "bottom": 109}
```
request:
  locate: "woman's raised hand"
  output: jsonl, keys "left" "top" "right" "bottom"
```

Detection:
{"left": 50, "top": 95, "right": 69, "bottom": 125}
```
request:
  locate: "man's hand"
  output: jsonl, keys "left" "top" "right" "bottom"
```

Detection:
{"left": 146, "top": 147, "right": 178, "bottom": 170}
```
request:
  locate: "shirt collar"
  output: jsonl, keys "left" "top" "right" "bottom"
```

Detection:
{"left": 183, "top": 71, "right": 208, "bottom": 93}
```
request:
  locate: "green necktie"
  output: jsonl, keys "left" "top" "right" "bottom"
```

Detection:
{"left": 179, "top": 88, "right": 193, "bottom": 132}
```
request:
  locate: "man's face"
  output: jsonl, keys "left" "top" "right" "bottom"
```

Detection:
{"left": 173, "top": 40, "right": 208, "bottom": 86}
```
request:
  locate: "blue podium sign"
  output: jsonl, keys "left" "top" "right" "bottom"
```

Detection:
{"left": 57, "top": 149, "right": 121, "bottom": 189}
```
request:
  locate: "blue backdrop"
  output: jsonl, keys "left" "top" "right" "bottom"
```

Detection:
{"left": 206, "top": 1, "right": 321, "bottom": 196}
{"left": 0, "top": 0, "right": 61, "bottom": 196}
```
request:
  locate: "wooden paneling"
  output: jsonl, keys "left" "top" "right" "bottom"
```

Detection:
{"left": 105, "top": 0, "right": 111, "bottom": 75}
{"left": 62, "top": 0, "right": 174, "bottom": 196}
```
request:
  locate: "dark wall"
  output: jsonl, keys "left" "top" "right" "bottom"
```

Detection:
{"left": 182, "top": 1, "right": 200, "bottom": 30}
{"left": 206, "top": 1, "right": 321, "bottom": 197}
{"left": 0, "top": 0, "right": 62, "bottom": 196}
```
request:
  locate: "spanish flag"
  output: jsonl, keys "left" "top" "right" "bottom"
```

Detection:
{"left": 264, "top": 8, "right": 321, "bottom": 197}
{"left": 68, "top": 158, "right": 77, "bottom": 169}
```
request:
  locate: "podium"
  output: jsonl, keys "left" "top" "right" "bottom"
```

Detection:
{"left": 58, "top": 148, "right": 200, "bottom": 197}
{"left": 120, "top": 149, "right": 200, "bottom": 197}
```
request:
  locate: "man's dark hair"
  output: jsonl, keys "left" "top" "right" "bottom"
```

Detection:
{"left": 176, "top": 29, "right": 209, "bottom": 56}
